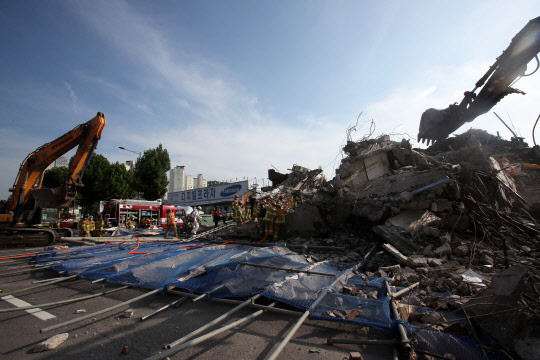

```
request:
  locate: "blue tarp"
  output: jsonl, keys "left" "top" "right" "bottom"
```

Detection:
{"left": 35, "top": 241, "right": 502, "bottom": 360}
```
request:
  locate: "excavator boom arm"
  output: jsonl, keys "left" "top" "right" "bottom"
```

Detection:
{"left": 8, "top": 112, "right": 106, "bottom": 217}
{"left": 418, "top": 16, "right": 540, "bottom": 144}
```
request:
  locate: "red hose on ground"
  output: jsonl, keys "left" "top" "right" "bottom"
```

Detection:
{"left": 0, "top": 253, "right": 37, "bottom": 260}
{"left": 128, "top": 237, "right": 148, "bottom": 254}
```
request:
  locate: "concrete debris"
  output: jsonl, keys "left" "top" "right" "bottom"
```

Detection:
{"left": 33, "top": 333, "right": 69, "bottom": 352}
{"left": 171, "top": 129, "right": 538, "bottom": 358}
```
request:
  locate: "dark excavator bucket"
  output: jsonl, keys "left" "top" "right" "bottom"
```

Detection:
{"left": 417, "top": 105, "right": 466, "bottom": 145}
{"left": 31, "top": 186, "right": 75, "bottom": 209}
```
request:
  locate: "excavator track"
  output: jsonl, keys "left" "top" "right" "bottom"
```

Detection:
{"left": 0, "top": 227, "right": 57, "bottom": 248}
{"left": 50, "top": 227, "right": 73, "bottom": 239}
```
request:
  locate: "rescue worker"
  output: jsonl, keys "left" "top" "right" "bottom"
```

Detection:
{"left": 190, "top": 206, "right": 202, "bottom": 235}
{"left": 233, "top": 200, "right": 244, "bottom": 233}
{"left": 262, "top": 201, "right": 276, "bottom": 238}
{"left": 140, "top": 217, "right": 149, "bottom": 229}
{"left": 77, "top": 216, "right": 84, "bottom": 236}
{"left": 251, "top": 200, "right": 260, "bottom": 222}
{"left": 244, "top": 203, "right": 251, "bottom": 220}
{"left": 212, "top": 206, "right": 226, "bottom": 228}
{"left": 231, "top": 194, "right": 239, "bottom": 212}
{"left": 94, "top": 215, "right": 104, "bottom": 237}
{"left": 218, "top": 207, "right": 227, "bottom": 225}
{"left": 292, "top": 190, "right": 303, "bottom": 206}
{"left": 80, "top": 215, "right": 91, "bottom": 237}
{"left": 257, "top": 200, "right": 267, "bottom": 234}
{"left": 125, "top": 216, "right": 132, "bottom": 229}
{"left": 89, "top": 216, "right": 96, "bottom": 236}
{"left": 164, "top": 210, "right": 177, "bottom": 238}
{"left": 273, "top": 202, "right": 288, "bottom": 241}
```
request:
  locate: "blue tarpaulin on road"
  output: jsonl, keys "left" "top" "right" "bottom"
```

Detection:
{"left": 35, "top": 241, "right": 502, "bottom": 360}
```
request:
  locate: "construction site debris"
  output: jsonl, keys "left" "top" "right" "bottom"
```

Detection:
{"left": 256, "top": 129, "right": 538, "bottom": 358}
{"left": 10, "top": 127, "right": 537, "bottom": 360}
{"left": 33, "top": 333, "right": 69, "bottom": 352}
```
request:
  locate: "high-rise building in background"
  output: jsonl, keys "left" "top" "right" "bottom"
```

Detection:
{"left": 125, "top": 160, "right": 135, "bottom": 172}
{"left": 168, "top": 166, "right": 207, "bottom": 192}
{"left": 168, "top": 166, "right": 186, "bottom": 192}
{"left": 54, "top": 156, "right": 68, "bottom": 168}
{"left": 185, "top": 174, "right": 194, "bottom": 190}
{"left": 195, "top": 174, "right": 208, "bottom": 188}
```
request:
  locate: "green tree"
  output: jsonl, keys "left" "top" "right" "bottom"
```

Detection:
{"left": 133, "top": 144, "right": 170, "bottom": 200}
{"left": 102, "top": 162, "right": 137, "bottom": 200}
{"left": 78, "top": 154, "right": 137, "bottom": 212}
{"left": 42, "top": 167, "right": 69, "bottom": 188}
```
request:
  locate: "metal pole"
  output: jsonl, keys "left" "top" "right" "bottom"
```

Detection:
{"left": 40, "top": 288, "right": 160, "bottom": 333}
{"left": 266, "top": 262, "right": 364, "bottom": 360}
{"left": 239, "top": 262, "right": 335, "bottom": 277}
{"left": 267, "top": 311, "right": 310, "bottom": 360}
{"left": 0, "top": 285, "right": 129, "bottom": 313}
{"left": 392, "top": 282, "right": 420, "bottom": 299}
{"left": 147, "top": 303, "right": 277, "bottom": 360}
{"left": 191, "top": 293, "right": 207, "bottom": 303}
{"left": 168, "top": 289, "right": 302, "bottom": 317}
{"left": 140, "top": 297, "right": 187, "bottom": 321}
{"left": 209, "top": 240, "right": 346, "bottom": 252}
{"left": 32, "top": 276, "right": 66, "bottom": 284}
{"left": 392, "top": 347, "right": 399, "bottom": 360}
{"left": 165, "top": 294, "right": 261, "bottom": 349}
{"left": 2, "top": 275, "right": 77, "bottom": 296}
{"left": 385, "top": 280, "right": 411, "bottom": 352}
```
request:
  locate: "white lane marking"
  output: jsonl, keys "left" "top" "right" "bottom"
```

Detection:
{"left": 1, "top": 295, "right": 56, "bottom": 320}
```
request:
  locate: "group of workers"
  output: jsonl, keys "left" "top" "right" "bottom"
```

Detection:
{"left": 78, "top": 214, "right": 104, "bottom": 237}
{"left": 164, "top": 206, "right": 203, "bottom": 239}
{"left": 77, "top": 190, "right": 303, "bottom": 240}
{"left": 230, "top": 190, "right": 302, "bottom": 241}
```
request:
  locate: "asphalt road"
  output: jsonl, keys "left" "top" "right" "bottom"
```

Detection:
{"left": 0, "top": 247, "right": 393, "bottom": 360}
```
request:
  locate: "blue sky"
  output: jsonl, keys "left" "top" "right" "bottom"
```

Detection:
{"left": 1, "top": 1, "right": 539, "bottom": 199}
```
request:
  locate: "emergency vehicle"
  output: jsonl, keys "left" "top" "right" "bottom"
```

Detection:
{"left": 100, "top": 199, "right": 186, "bottom": 229}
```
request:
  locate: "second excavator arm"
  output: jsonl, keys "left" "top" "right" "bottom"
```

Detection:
{"left": 418, "top": 16, "right": 540, "bottom": 145}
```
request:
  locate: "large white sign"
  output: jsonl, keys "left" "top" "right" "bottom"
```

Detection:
{"left": 166, "top": 180, "right": 255, "bottom": 206}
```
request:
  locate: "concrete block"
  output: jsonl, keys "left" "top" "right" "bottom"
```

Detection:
{"left": 286, "top": 204, "right": 329, "bottom": 235}
{"left": 382, "top": 243, "right": 409, "bottom": 264}
{"left": 434, "top": 243, "right": 452, "bottom": 256}
{"left": 431, "top": 198, "right": 452, "bottom": 212}
{"left": 363, "top": 150, "right": 390, "bottom": 180}
{"left": 33, "top": 333, "right": 69, "bottom": 352}
{"left": 349, "top": 352, "right": 364, "bottom": 360}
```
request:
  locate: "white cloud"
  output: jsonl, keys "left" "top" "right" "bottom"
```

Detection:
{"left": 63, "top": 81, "right": 79, "bottom": 114}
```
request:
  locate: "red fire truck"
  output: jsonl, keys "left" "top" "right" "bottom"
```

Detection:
{"left": 100, "top": 199, "right": 187, "bottom": 229}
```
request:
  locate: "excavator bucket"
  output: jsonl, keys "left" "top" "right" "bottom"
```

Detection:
{"left": 31, "top": 186, "right": 75, "bottom": 209}
{"left": 417, "top": 105, "right": 465, "bottom": 145}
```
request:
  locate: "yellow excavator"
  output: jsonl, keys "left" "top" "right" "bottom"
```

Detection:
{"left": 0, "top": 112, "right": 106, "bottom": 246}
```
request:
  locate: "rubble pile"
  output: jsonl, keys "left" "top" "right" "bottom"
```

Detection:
{"left": 241, "top": 129, "right": 539, "bottom": 359}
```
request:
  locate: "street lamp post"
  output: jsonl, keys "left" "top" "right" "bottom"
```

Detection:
{"left": 119, "top": 146, "right": 142, "bottom": 200}
{"left": 118, "top": 146, "right": 141, "bottom": 159}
